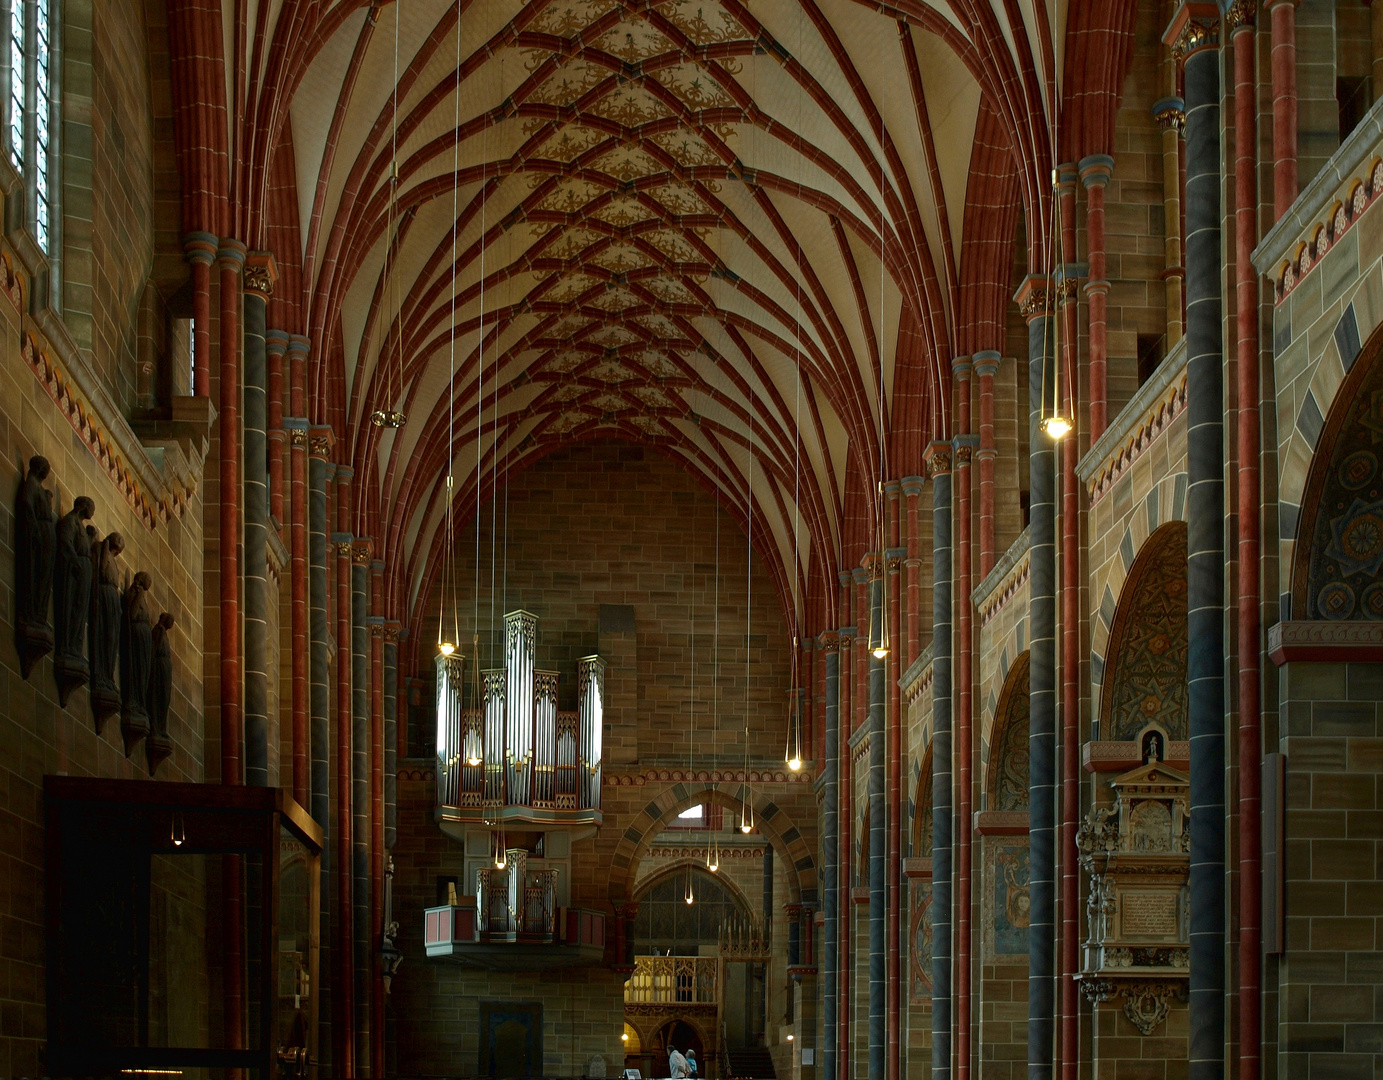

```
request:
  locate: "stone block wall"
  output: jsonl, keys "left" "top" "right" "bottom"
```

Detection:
{"left": 1274, "top": 660, "right": 1383, "bottom": 1080}
{"left": 420, "top": 442, "right": 791, "bottom": 767}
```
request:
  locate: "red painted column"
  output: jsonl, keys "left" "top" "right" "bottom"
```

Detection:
{"left": 184, "top": 233, "right": 216, "bottom": 398}
{"left": 1231, "top": 7, "right": 1263, "bottom": 1078}
{"left": 1079, "top": 157, "right": 1114, "bottom": 441}
{"left": 885, "top": 483, "right": 903, "bottom": 1080}
{"left": 952, "top": 358, "right": 974, "bottom": 1080}
{"left": 974, "top": 354, "right": 999, "bottom": 578}
{"left": 214, "top": 238, "right": 245, "bottom": 1069}
{"left": 332, "top": 471, "right": 356, "bottom": 1080}
{"left": 903, "top": 478, "right": 923, "bottom": 669}
{"left": 1056, "top": 279, "right": 1081, "bottom": 1080}
{"left": 1268, "top": 0, "right": 1299, "bottom": 222}
{"left": 266, "top": 332, "right": 286, "bottom": 529}
{"left": 837, "top": 571, "right": 853, "bottom": 1080}
{"left": 369, "top": 558, "right": 387, "bottom": 1080}
{"left": 288, "top": 337, "right": 310, "bottom": 810}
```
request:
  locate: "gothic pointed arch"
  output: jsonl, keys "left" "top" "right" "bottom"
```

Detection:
{"left": 984, "top": 651, "right": 1030, "bottom": 812}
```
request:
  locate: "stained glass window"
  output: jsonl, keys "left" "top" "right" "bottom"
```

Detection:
{"left": 8, "top": 1, "right": 23, "bottom": 172}
{"left": 7, "top": 0, "right": 55, "bottom": 254}
{"left": 34, "top": 0, "right": 48, "bottom": 251}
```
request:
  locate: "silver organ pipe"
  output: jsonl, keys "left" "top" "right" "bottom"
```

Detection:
{"left": 482, "top": 670, "right": 507, "bottom": 805}
{"left": 434, "top": 652, "right": 465, "bottom": 808}
{"left": 435, "top": 611, "right": 604, "bottom": 823}
{"left": 505, "top": 611, "right": 537, "bottom": 807}
{"left": 577, "top": 655, "right": 605, "bottom": 810}
{"left": 533, "top": 671, "right": 559, "bottom": 807}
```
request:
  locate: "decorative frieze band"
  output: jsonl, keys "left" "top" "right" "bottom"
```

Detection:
{"left": 604, "top": 768, "right": 815, "bottom": 786}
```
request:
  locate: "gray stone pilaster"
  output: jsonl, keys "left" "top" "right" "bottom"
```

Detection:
{"left": 309, "top": 431, "right": 333, "bottom": 830}
{"left": 1021, "top": 277, "right": 1056, "bottom": 1080}
{"left": 384, "top": 624, "right": 399, "bottom": 849}
{"left": 821, "top": 634, "right": 839, "bottom": 1080}
{"left": 928, "top": 447, "right": 953, "bottom": 1080}
{"left": 242, "top": 262, "right": 271, "bottom": 785}
{"left": 1171, "top": 7, "right": 1226, "bottom": 1076}
{"left": 868, "top": 570, "right": 886, "bottom": 1080}
{"left": 351, "top": 545, "right": 371, "bottom": 1067}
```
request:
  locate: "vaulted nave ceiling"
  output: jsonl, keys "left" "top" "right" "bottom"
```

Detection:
{"left": 225, "top": 0, "right": 1087, "bottom": 629}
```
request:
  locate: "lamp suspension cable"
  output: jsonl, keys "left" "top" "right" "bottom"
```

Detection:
{"left": 870, "top": 91, "right": 890, "bottom": 660}
{"left": 1038, "top": 24, "right": 1071, "bottom": 443}
{"left": 741, "top": 409, "right": 755, "bottom": 836}
{"left": 707, "top": 489, "right": 721, "bottom": 873}
{"left": 785, "top": 28, "right": 805, "bottom": 772}
{"left": 373, "top": 0, "right": 405, "bottom": 428}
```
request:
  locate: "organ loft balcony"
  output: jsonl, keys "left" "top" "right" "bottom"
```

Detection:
{"left": 425, "top": 609, "right": 608, "bottom": 969}
{"left": 433, "top": 609, "right": 605, "bottom": 837}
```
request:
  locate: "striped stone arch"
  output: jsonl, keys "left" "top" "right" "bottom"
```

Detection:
{"left": 1089, "top": 470, "right": 1189, "bottom": 722}
{"left": 980, "top": 633, "right": 1028, "bottom": 755}
{"left": 607, "top": 783, "right": 815, "bottom": 906}
{"left": 983, "top": 651, "right": 1030, "bottom": 812}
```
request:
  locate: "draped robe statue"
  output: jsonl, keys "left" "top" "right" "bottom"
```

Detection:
{"left": 15, "top": 456, "right": 55, "bottom": 677}
{"left": 120, "top": 571, "right": 154, "bottom": 756}
{"left": 53, "top": 496, "right": 94, "bottom": 705}
{"left": 146, "top": 612, "right": 175, "bottom": 775}
{"left": 89, "top": 531, "right": 125, "bottom": 730}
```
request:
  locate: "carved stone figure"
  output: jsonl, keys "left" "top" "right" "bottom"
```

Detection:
{"left": 120, "top": 571, "right": 155, "bottom": 756}
{"left": 53, "top": 496, "right": 95, "bottom": 705}
{"left": 89, "top": 531, "right": 126, "bottom": 731}
{"left": 145, "top": 612, "right": 175, "bottom": 775}
{"left": 14, "top": 456, "right": 56, "bottom": 677}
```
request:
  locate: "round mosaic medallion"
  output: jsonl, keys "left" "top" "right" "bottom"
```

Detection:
{"left": 1362, "top": 582, "right": 1383, "bottom": 618}
{"left": 1317, "top": 581, "right": 1356, "bottom": 619}
{"left": 1340, "top": 450, "right": 1379, "bottom": 490}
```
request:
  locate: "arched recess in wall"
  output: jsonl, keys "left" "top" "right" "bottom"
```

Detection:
{"left": 908, "top": 743, "right": 933, "bottom": 1004}
{"left": 631, "top": 864, "right": 754, "bottom": 953}
{"left": 1099, "top": 521, "right": 1188, "bottom": 745}
{"left": 1293, "top": 321, "right": 1383, "bottom": 620}
{"left": 980, "top": 652, "right": 1029, "bottom": 965}
{"left": 607, "top": 784, "right": 812, "bottom": 907}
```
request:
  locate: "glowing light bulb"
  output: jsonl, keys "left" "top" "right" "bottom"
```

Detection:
{"left": 872, "top": 644, "right": 889, "bottom": 660}
{"left": 708, "top": 861, "right": 719, "bottom": 873}
{"left": 788, "top": 756, "right": 802, "bottom": 772}
{"left": 1040, "top": 414, "right": 1072, "bottom": 440}
{"left": 741, "top": 822, "right": 752, "bottom": 834}
{"left": 685, "top": 893, "right": 694, "bottom": 905}
{"left": 467, "top": 756, "right": 481, "bottom": 767}
{"left": 439, "top": 641, "right": 456, "bottom": 656}
{"left": 622, "top": 1034, "right": 629, "bottom": 1043}
{"left": 495, "top": 856, "right": 506, "bottom": 870}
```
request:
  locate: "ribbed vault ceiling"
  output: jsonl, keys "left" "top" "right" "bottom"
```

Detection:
{"left": 260, "top": 0, "right": 1062, "bottom": 628}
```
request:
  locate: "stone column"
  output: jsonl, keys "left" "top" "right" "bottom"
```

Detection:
{"left": 1266, "top": 0, "right": 1299, "bottom": 221}
{"left": 267, "top": 331, "right": 287, "bottom": 528}
{"left": 1165, "top": 7, "right": 1226, "bottom": 1078}
{"left": 242, "top": 252, "right": 275, "bottom": 787}
{"left": 821, "top": 631, "right": 840, "bottom": 1080}
{"left": 885, "top": 484, "right": 903, "bottom": 1080}
{"left": 867, "top": 564, "right": 886, "bottom": 1080}
{"left": 1153, "top": 98, "right": 1187, "bottom": 346}
{"left": 1372, "top": 0, "right": 1383, "bottom": 104}
{"left": 1079, "top": 158, "right": 1114, "bottom": 440}
{"left": 925, "top": 441, "right": 952, "bottom": 1080}
{"left": 953, "top": 353, "right": 975, "bottom": 1080}
{"left": 216, "top": 239, "right": 246, "bottom": 787}
{"left": 974, "top": 356, "right": 999, "bottom": 578}
{"left": 1016, "top": 273, "right": 1055, "bottom": 1080}
{"left": 331, "top": 491, "right": 356, "bottom": 1077}
{"left": 369, "top": 561, "right": 386, "bottom": 1079}
{"left": 351, "top": 541, "right": 372, "bottom": 1074}
{"left": 903, "top": 478, "right": 924, "bottom": 666}
{"left": 1229, "top": 4, "right": 1263, "bottom": 1077}
{"left": 384, "top": 622, "right": 401, "bottom": 848}
{"left": 183, "top": 232, "right": 216, "bottom": 398}
{"left": 837, "top": 570, "right": 854, "bottom": 1080}
{"left": 308, "top": 426, "right": 333, "bottom": 829}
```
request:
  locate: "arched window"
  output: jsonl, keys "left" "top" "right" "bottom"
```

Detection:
{"left": 7, "top": 0, "right": 55, "bottom": 253}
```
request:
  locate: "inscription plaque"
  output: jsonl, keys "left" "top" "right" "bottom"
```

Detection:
{"left": 1121, "top": 891, "right": 1177, "bottom": 937}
